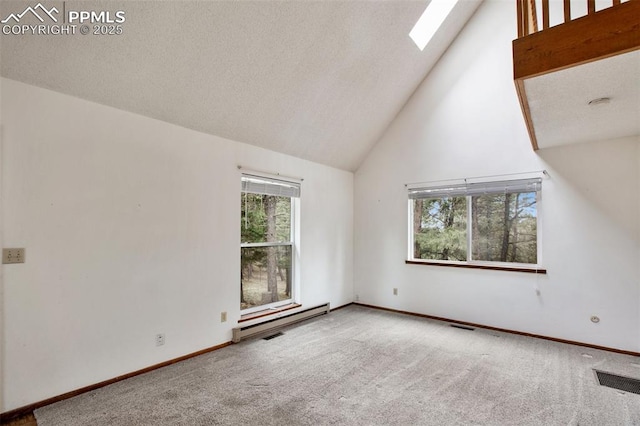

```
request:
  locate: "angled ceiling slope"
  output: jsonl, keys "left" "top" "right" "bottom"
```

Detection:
{"left": 0, "top": 0, "right": 481, "bottom": 171}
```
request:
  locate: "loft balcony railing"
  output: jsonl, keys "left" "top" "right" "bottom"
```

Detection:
{"left": 517, "top": 0, "right": 627, "bottom": 38}
{"left": 514, "top": 0, "right": 638, "bottom": 79}
{"left": 512, "top": 0, "right": 639, "bottom": 149}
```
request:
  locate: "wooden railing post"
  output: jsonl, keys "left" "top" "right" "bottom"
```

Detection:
{"left": 528, "top": 0, "right": 538, "bottom": 33}
{"left": 517, "top": 0, "right": 628, "bottom": 39}
{"left": 517, "top": 0, "right": 524, "bottom": 37}
{"left": 522, "top": 0, "right": 530, "bottom": 36}
{"left": 563, "top": 0, "right": 571, "bottom": 23}
{"left": 542, "top": 0, "right": 550, "bottom": 30}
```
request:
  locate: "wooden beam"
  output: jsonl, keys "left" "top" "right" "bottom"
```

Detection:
{"left": 587, "top": 0, "right": 596, "bottom": 14}
{"left": 514, "top": 79, "right": 539, "bottom": 150}
{"left": 513, "top": 0, "right": 640, "bottom": 80}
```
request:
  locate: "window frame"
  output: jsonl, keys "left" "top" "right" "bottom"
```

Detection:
{"left": 407, "top": 178, "right": 544, "bottom": 272}
{"left": 240, "top": 172, "right": 300, "bottom": 314}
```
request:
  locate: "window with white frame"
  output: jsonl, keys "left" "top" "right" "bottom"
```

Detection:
{"left": 408, "top": 178, "right": 541, "bottom": 266}
{"left": 241, "top": 174, "right": 299, "bottom": 312}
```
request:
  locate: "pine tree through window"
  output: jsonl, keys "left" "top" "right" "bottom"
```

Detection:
{"left": 241, "top": 174, "right": 299, "bottom": 312}
{"left": 409, "top": 178, "right": 541, "bottom": 267}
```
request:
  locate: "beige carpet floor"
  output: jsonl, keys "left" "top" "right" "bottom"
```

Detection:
{"left": 35, "top": 305, "right": 640, "bottom": 425}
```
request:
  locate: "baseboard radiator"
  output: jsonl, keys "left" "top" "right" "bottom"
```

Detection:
{"left": 232, "top": 303, "right": 330, "bottom": 343}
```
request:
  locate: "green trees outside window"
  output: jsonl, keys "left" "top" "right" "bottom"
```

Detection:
{"left": 412, "top": 197, "right": 467, "bottom": 261}
{"left": 241, "top": 194, "right": 293, "bottom": 310}
{"left": 241, "top": 174, "right": 299, "bottom": 312}
{"left": 471, "top": 192, "right": 537, "bottom": 264}
{"left": 411, "top": 186, "right": 539, "bottom": 265}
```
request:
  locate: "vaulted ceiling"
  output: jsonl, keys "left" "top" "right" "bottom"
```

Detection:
{"left": 0, "top": 0, "right": 481, "bottom": 171}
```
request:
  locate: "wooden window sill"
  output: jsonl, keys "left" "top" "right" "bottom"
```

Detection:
{"left": 405, "top": 260, "right": 547, "bottom": 274}
{"left": 239, "top": 303, "right": 301, "bottom": 323}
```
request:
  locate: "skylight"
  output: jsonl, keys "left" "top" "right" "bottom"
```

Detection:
{"left": 409, "top": 0, "right": 459, "bottom": 51}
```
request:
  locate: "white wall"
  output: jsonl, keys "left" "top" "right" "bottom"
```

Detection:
{"left": 0, "top": 77, "right": 354, "bottom": 411}
{"left": 355, "top": 0, "right": 639, "bottom": 352}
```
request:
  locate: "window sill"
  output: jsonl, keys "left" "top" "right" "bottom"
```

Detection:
{"left": 405, "top": 260, "right": 547, "bottom": 274}
{"left": 239, "top": 303, "right": 301, "bottom": 323}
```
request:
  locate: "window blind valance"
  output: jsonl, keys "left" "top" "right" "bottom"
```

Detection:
{"left": 241, "top": 174, "right": 301, "bottom": 198}
{"left": 408, "top": 178, "right": 541, "bottom": 200}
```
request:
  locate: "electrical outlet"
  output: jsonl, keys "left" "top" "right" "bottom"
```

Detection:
{"left": 156, "top": 333, "right": 165, "bottom": 346}
{"left": 221, "top": 312, "right": 227, "bottom": 322}
{"left": 3, "top": 248, "right": 25, "bottom": 264}
{"left": 393, "top": 288, "right": 398, "bottom": 296}
{"left": 355, "top": 294, "right": 359, "bottom": 301}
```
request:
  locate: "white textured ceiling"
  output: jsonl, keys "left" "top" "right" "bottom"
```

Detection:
{"left": 524, "top": 50, "right": 640, "bottom": 149}
{"left": 0, "top": 0, "right": 482, "bottom": 171}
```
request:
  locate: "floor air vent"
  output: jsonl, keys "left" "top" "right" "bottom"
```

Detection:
{"left": 263, "top": 332, "right": 284, "bottom": 340}
{"left": 450, "top": 324, "right": 475, "bottom": 331}
{"left": 594, "top": 370, "right": 640, "bottom": 395}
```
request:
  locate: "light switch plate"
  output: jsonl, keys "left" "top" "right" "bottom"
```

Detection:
{"left": 3, "top": 248, "right": 25, "bottom": 264}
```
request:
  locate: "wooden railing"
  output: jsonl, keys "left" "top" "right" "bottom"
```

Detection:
{"left": 513, "top": 0, "right": 638, "bottom": 150}
{"left": 517, "top": 0, "right": 625, "bottom": 37}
